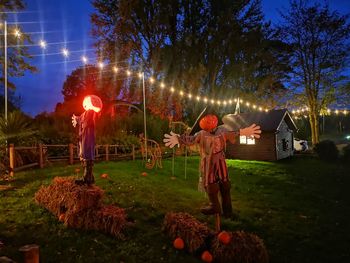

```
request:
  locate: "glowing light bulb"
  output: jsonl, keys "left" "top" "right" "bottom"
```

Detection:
{"left": 223, "top": 101, "right": 227, "bottom": 105}
{"left": 81, "top": 56, "right": 88, "bottom": 64}
{"left": 343, "top": 110, "right": 347, "bottom": 115}
{"left": 196, "top": 96, "right": 200, "bottom": 101}
{"left": 160, "top": 82, "right": 165, "bottom": 88}
{"left": 179, "top": 90, "right": 184, "bottom": 96}
{"left": 62, "top": 48, "right": 69, "bottom": 57}
{"left": 188, "top": 93, "right": 192, "bottom": 99}
{"left": 265, "top": 109, "right": 268, "bottom": 112}
{"left": 126, "top": 70, "right": 131, "bottom": 76}
{"left": 211, "top": 99, "right": 215, "bottom": 104}
{"left": 217, "top": 100, "right": 221, "bottom": 105}
{"left": 113, "top": 66, "right": 118, "bottom": 73}
{"left": 149, "top": 77, "right": 155, "bottom": 83}
{"left": 246, "top": 102, "right": 250, "bottom": 106}
{"left": 253, "top": 105, "right": 257, "bottom": 109}
{"left": 204, "top": 97, "right": 208, "bottom": 103}
{"left": 234, "top": 98, "right": 237, "bottom": 102}
{"left": 335, "top": 110, "right": 339, "bottom": 114}
{"left": 98, "top": 62, "right": 104, "bottom": 69}
{"left": 138, "top": 72, "right": 143, "bottom": 78}
{"left": 39, "top": 40, "right": 47, "bottom": 49}
{"left": 229, "top": 100, "right": 232, "bottom": 104}
{"left": 14, "top": 29, "right": 21, "bottom": 38}
{"left": 170, "top": 87, "right": 175, "bottom": 93}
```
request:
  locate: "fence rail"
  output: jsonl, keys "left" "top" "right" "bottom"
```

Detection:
{"left": 1, "top": 143, "right": 140, "bottom": 177}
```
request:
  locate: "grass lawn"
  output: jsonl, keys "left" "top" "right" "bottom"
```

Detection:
{"left": 1, "top": 156, "right": 350, "bottom": 262}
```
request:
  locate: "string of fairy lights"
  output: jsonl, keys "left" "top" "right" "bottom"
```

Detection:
{"left": 291, "top": 107, "right": 349, "bottom": 119}
{"left": 2, "top": 17, "right": 350, "bottom": 116}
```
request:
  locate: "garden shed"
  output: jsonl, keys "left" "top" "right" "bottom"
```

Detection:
{"left": 223, "top": 109, "right": 298, "bottom": 161}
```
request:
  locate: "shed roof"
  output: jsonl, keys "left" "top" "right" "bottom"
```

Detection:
{"left": 221, "top": 109, "right": 297, "bottom": 132}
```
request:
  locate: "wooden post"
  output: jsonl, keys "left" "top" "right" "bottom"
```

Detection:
{"left": 9, "top": 144, "right": 14, "bottom": 177}
{"left": 215, "top": 213, "right": 221, "bottom": 232}
{"left": 105, "top": 144, "right": 109, "bottom": 161}
{"left": 38, "top": 144, "right": 44, "bottom": 168}
{"left": 69, "top": 143, "right": 74, "bottom": 165}
{"left": 132, "top": 144, "right": 135, "bottom": 161}
{"left": 19, "top": 244, "right": 39, "bottom": 263}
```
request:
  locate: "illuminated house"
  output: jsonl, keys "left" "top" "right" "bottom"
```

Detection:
{"left": 223, "top": 109, "right": 297, "bottom": 161}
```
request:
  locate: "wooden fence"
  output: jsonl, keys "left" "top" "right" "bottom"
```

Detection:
{"left": 1, "top": 143, "right": 139, "bottom": 177}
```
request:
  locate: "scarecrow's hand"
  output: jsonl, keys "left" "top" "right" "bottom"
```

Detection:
{"left": 163, "top": 131, "right": 180, "bottom": 148}
{"left": 240, "top": 124, "right": 262, "bottom": 139}
{"left": 72, "top": 114, "right": 78, "bottom": 127}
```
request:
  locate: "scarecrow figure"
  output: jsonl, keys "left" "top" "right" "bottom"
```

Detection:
{"left": 72, "top": 95, "right": 103, "bottom": 185}
{"left": 163, "top": 110, "right": 261, "bottom": 218}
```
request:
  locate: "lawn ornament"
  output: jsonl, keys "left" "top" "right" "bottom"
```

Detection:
{"left": 72, "top": 95, "right": 102, "bottom": 185}
{"left": 59, "top": 213, "right": 65, "bottom": 222}
{"left": 163, "top": 107, "right": 261, "bottom": 221}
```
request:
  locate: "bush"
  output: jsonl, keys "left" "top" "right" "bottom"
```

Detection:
{"left": 314, "top": 140, "right": 338, "bottom": 161}
{"left": 342, "top": 144, "right": 350, "bottom": 162}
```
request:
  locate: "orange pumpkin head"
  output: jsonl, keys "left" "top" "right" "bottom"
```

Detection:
{"left": 218, "top": 231, "right": 231, "bottom": 245}
{"left": 199, "top": 114, "right": 218, "bottom": 132}
{"left": 173, "top": 237, "right": 185, "bottom": 250}
{"left": 201, "top": 251, "right": 213, "bottom": 262}
{"left": 100, "top": 173, "right": 108, "bottom": 179}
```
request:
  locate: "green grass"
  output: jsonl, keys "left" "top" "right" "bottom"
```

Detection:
{"left": 1, "top": 156, "right": 350, "bottom": 262}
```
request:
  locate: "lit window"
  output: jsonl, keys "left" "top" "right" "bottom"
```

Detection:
{"left": 240, "top": 135, "right": 255, "bottom": 145}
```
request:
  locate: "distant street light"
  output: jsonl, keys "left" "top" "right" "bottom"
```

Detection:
{"left": 39, "top": 40, "right": 47, "bottom": 49}
{"left": 62, "top": 48, "right": 69, "bottom": 57}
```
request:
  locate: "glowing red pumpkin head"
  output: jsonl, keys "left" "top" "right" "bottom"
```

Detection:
{"left": 199, "top": 114, "right": 218, "bottom": 132}
{"left": 83, "top": 95, "right": 103, "bottom": 113}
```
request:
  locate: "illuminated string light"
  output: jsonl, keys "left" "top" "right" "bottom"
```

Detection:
{"left": 188, "top": 93, "right": 192, "bottom": 99}
{"left": 81, "top": 56, "right": 88, "bottom": 64}
{"left": 196, "top": 96, "right": 200, "bottom": 101}
{"left": 126, "top": 70, "right": 131, "bottom": 76}
{"left": 204, "top": 97, "right": 208, "bottom": 103}
{"left": 98, "top": 62, "right": 104, "bottom": 69}
{"left": 112, "top": 66, "right": 118, "bottom": 73}
{"left": 39, "top": 40, "right": 47, "bottom": 49}
{"left": 160, "top": 82, "right": 165, "bottom": 89}
{"left": 149, "top": 77, "right": 155, "bottom": 83}
{"left": 14, "top": 29, "right": 21, "bottom": 38}
{"left": 179, "top": 90, "right": 184, "bottom": 96}
{"left": 61, "top": 48, "right": 69, "bottom": 57}
{"left": 138, "top": 72, "right": 143, "bottom": 78}
{"left": 170, "top": 87, "right": 175, "bottom": 93}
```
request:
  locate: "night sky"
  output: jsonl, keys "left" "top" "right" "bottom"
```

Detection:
{"left": 5, "top": 0, "right": 350, "bottom": 116}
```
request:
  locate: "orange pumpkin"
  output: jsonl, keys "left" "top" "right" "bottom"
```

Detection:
{"left": 75, "top": 168, "right": 80, "bottom": 173}
{"left": 173, "top": 237, "right": 184, "bottom": 250}
{"left": 199, "top": 114, "right": 218, "bottom": 132}
{"left": 141, "top": 172, "right": 148, "bottom": 177}
{"left": 100, "top": 173, "right": 108, "bottom": 179}
{"left": 218, "top": 231, "right": 231, "bottom": 245}
{"left": 59, "top": 213, "right": 65, "bottom": 222}
{"left": 201, "top": 251, "right": 213, "bottom": 262}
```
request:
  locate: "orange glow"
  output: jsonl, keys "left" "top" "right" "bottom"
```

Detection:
{"left": 83, "top": 95, "right": 103, "bottom": 112}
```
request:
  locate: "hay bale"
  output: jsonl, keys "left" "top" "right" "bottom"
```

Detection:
{"left": 211, "top": 230, "right": 269, "bottom": 263}
{"left": 35, "top": 177, "right": 104, "bottom": 216}
{"left": 35, "top": 177, "right": 128, "bottom": 238}
{"left": 163, "top": 212, "right": 212, "bottom": 254}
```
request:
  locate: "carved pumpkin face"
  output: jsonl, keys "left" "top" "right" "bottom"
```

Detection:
{"left": 199, "top": 114, "right": 218, "bottom": 132}
{"left": 83, "top": 95, "right": 103, "bottom": 112}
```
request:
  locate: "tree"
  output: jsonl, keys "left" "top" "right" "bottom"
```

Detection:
{"left": 278, "top": 0, "right": 350, "bottom": 145}
{"left": 91, "top": 0, "right": 290, "bottom": 123}
{"left": 0, "top": 0, "right": 37, "bottom": 92}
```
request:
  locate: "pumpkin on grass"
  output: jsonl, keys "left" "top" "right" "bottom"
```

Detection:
{"left": 59, "top": 213, "right": 65, "bottom": 222}
{"left": 173, "top": 237, "right": 184, "bottom": 250}
{"left": 201, "top": 251, "right": 213, "bottom": 262}
{"left": 218, "top": 231, "right": 231, "bottom": 245}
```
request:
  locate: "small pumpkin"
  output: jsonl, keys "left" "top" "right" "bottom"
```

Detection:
{"left": 100, "top": 173, "right": 108, "bottom": 179}
{"left": 141, "top": 172, "right": 148, "bottom": 177}
{"left": 218, "top": 231, "right": 231, "bottom": 245}
{"left": 173, "top": 237, "right": 184, "bottom": 250}
{"left": 199, "top": 114, "right": 218, "bottom": 132}
{"left": 59, "top": 213, "right": 65, "bottom": 222}
{"left": 201, "top": 251, "right": 213, "bottom": 262}
{"left": 75, "top": 168, "right": 80, "bottom": 173}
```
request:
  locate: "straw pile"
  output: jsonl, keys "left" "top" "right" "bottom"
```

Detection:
{"left": 35, "top": 177, "right": 127, "bottom": 239}
{"left": 211, "top": 230, "right": 269, "bottom": 263}
{"left": 163, "top": 212, "right": 212, "bottom": 254}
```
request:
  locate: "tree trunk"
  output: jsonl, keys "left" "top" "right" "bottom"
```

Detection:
{"left": 309, "top": 112, "right": 320, "bottom": 146}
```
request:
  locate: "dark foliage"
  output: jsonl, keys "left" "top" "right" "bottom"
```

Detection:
{"left": 314, "top": 140, "right": 339, "bottom": 161}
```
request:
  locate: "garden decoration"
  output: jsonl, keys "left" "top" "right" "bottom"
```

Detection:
{"left": 72, "top": 95, "right": 102, "bottom": 185}
{"left": 139, "top": 133, "right": 163, "bottom": 169}
{"left": 163, "top": 108, "right": 261, "bottom": 225}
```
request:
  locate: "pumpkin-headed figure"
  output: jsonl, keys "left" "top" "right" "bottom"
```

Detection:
{"left": 163, "top": 111, "right": 261, "bottom": 218}
{"left": 72, "top": 95, "right": 102, "bottom": 185}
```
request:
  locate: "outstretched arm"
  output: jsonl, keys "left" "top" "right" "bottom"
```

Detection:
{"left": 163, "top": 131, "right": 180, "bottom": 148}
{"left": 240, "top": 124, "right": 261, "bottom": 138}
